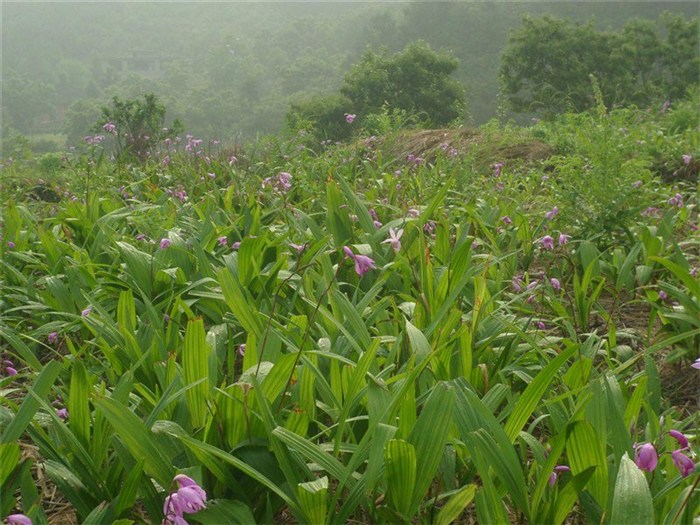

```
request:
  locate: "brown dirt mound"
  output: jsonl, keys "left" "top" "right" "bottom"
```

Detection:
{"left": 371, "top": 128, "right": 554, "bottom": 167}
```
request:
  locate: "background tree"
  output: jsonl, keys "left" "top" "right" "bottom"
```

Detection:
{"left": 98, "top": 93, "right": 183, "bottom": 163}
{"left": 341, "top": 41, "right": 466, "bottom": 127}
{"left": 499, "top": 13, "right": 700, "bottom": 118}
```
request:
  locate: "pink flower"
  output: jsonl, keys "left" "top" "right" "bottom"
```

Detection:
{"left": 218, "top": 236, "right": 228, "bottom": 247}
{"left": 634, "top": 443, "right": 658, "bottom": 472}
{"left": 176, "top": 486, "right": 207, "bottom": 513}
{"left": 548, "top": 465, "right": 570, "bottom": 486}
{"left": 512, "top": 275, "right": 523, "bottom": 292}
{"left": 163, "top": 474, "right": 207, "bottom": 523}
{"left": 48, "top": 331, "right": 59, "bottom": 344}
{"left": 290, "top": 243, "right": 306, "bottom": 254}
{"left": 493, "top": 162, "right": 503, "bottom": 178}
{"left": 56, "top": 408, "right": 69, "bottom": 420}
{"left": 550, "top": 277, "right": 561, "bottom": 291}
{"left": 671, "top": 450, "right": 695, "bottom": 477}
{"left": 682, "top": 154, "right": 692, "bottom": 165}
{"left": 7, "top": 514, "right": 32, "bottom": 525}
{"left": 545, "top": 206, "right": 559, "bottom": 220}
{"left": 540, "top": 236, "right": 554, "bottom": 250}
{"left": 7, "top": 241, "right": 15, "bottom": 249}
{"left": 668, "top": 430, "right": 689, "bottom": 450}
{"left": 232, "top": 241, "right": 241, "bottom": 250}
{"left": 558, "top": 234, "right": 570, "bottom": 246}
{"left": 81, "top": 306, "right": 93, "bottom": 317}
{"left": 102, "top": 122, "right": 117, "bottom": 134}
{"left": 160, "top": 238, "right": 171, "bottom": 250}
{"left": 537, "top": 321, "right": 546, "bottom": 330}
{"left": 2, "top": 360, "right": 17, "bottom": 376}
{"left": 692, "top": 358, "right": 700, "bottom": 370}
{"left": 345, "top": 113, "right": 356, "bottom": 123}
{"left": 382, "top": 228, "right": 403, "bottom": 252}
{"left": 343, "top": 246, "right": 376, "bottom": 276}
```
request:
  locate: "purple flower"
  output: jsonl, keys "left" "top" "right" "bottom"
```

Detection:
{"left": 228, "top": 155, "right": 238, "bottom": 165}
{"left": 345, "top": 113, "right": 356, "bottom": 123}
{"left": 537, "top": 321, "right": 546, "bottom": 330}
{"left": 512, "top": 275, "right": 523, "bottom": 293}
{"left": 48, "top": 331, "right": 59, "bottom": 344}
{"left": 540, "top": 236, "right": 555, "bottom": 250}
{"left": 658, "top": 290, "right": 668, "bottom": 301}
{"left": 634, "top": 443, "right": 658, "bottom": 472}
{"left": 668, "top": 429, "right": 689, "bottom": 450}
{"left": 550, "top": 277, "right": 561, "bottom": 291}
{"left": 102, "top": 122, "right": 117, "bottom": 134}
{"left": 492, "top": 162, "right": 503, "bottom": 178}
{"left": 160, "top": 238, "right": 171, "bottom": 250}
{"left": 7, "top": 241, "right": 15, "bottom": 249}
{"left": 682, "top": 154, "right": 692, "bottom": 165}
{"left": 692, "top": 358, "right": 700, "bottom": 370}
{"left": 290, "top": 243, "right": 306, "bottom": 254}
{"left": 238, "top": 344, "right": 246, "bottom": 356}
{"left": 501, "top": 216, "right": 512, "bottom": 225}
{"left": 136, "top": 233, "right": 147, "bottom": 241}
{"left": 56, "top": 408, "right": 69, "bottom": 420}
{"left": 548, "top": 465, "right": 571, "bottom": 486}
{"left": 81, "top": 306, "right": 93, "bottom": 317}
{"left": 176, "top": 486, "right": 207, "bottom": 513}
{"left": 671, "top": 450, "right": 695, "bottom": 477}
{"left": 632, "top": 180, "right": 643, "bottom": 189}
{"left": 163, "top": 474, "right": 207, "bottom": 523}
{"left": 218, "top": 236, "right": 228, "bottom": 247}
{"left": 545, "top": 206, "right": 559, "bottom": 220}
{"left": 343, "top": 246, "right": 376, "bottom": 276}
{"left": 2, "top": 359, "right": 17, "bottom": 377}
{"left": 207, "top": 172, "right": 216, "bottom": 179}
{"left": 7, "top": 514, "right": 32, "bottom": 525}
{"left": 382, "top": 228, "right": 404, "bottom": 252}
{"left": 558, "top": 233, "right": 570, "bottom": 246}
{"left": 232, "top": 241, "right": 241, "bottom": 250}
{"left": 373, "top": 220, "right": 382, "bottom": 229}
{"left": 526, "top": 280, "right": 538, "bottom": 291}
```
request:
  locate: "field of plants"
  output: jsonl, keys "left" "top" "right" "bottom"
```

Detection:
{"left": 1, "top": 96, "right": 699, "bottom": 524}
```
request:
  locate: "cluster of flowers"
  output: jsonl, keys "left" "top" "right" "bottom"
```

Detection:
{"left": 262, "top": 172, "right": 292, "bottom": 194}
{"left": 83, "top": 135, "right": 106, "bottom": 146}
{"left": 635, "top": 430, "right": 696, "bottom": 478}
{"left": 162, "top": 474, "right": 207, "bottom": 525}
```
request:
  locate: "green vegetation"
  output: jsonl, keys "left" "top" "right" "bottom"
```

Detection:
{"left": 2, "top": 3, "right": 698, "bottom": 148}
{"left": 1, "top": 93, "right": 698, "bottom": 523}
{"left": 499, "top": 13, "right": 700, "bottom": 116}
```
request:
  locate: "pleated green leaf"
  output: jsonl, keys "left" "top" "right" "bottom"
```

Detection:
{"left": 182, "top": 318, "right": 212, "bottom": 428}
{"left": 384, "top": 439, "right": 417, "bottom": 519}
{"left": 297, "top": 476, "right": 328, "bottom": 525}
{"left": 610, "top": 453, "right": 654, "bottom": 525}
{"left": 435, "top": 484, "right": 477, "bottom": 525}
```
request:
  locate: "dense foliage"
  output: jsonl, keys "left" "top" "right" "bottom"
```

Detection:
{"left": 499, "top": 13, "right": 699, "bottom": 116}
{"left": 288, "top": 42, "right": 465, "bottom": 142}
{"left": 3, "top": 2, "right": 698, "bottom": 147}
{"left": 1, "top": 98, "right": 698, "bottom": 524}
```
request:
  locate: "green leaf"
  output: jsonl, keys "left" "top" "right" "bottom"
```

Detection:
{"left": 296, "top": 476, "right": 328, "bottom": 525}
{"left": 182, "top": 318, "right": 212, "bottom": 428}
{"left": 435, "top": 484, "right": 477, "bottom": 525}
{"left": 384, "top": 439, "right": 416, "bottom": 519}
{"left": 609, "top": 453, "right": 654, "bottom": 525}
{"left": 190, "top": 499, "right": 256, "bottom": 525}
{"left": 504, "top": 343, "right": 578, "bottom": 442}
{"left": 1, "top": 361, "right": 61, "bottom": 444}
{"left": 94, "top": 397, "right": 174, "bottom": 488}
{"left": 565, "top": 421, "right": 608, "bottom": 510}
{"left": 408, "top": 382, "right": 454, "bottom": 511}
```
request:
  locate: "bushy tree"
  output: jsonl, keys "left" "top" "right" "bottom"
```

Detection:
{"left": 499, "top": 13, "right": 699, "bottom": 117}
{"left": 286, "top": 94, "right": 354, "bottom": 143}
{"left": 98, "top": 93, "right": 183, "bottom": 162}
{"left": 341, "top": 41, "right": 466, "bottom": 127}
